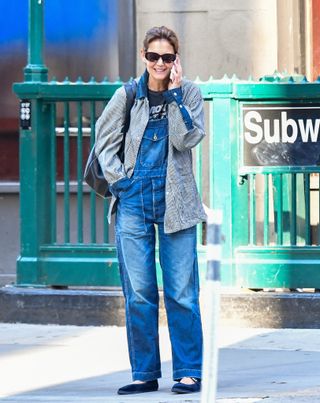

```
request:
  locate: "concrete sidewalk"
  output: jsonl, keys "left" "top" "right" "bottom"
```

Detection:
{"left": 0, "top": 324, "right": 319, "bottom": 402}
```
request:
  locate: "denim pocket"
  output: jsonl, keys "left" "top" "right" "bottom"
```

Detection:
{"left": 117, "top": 177, "right": 136, "bottom": 197}
{"left": 110, "top": 176, "right": 132, "bottom": 197}
{"left": 139, "top": 125, "right": 168, "bottom": 168}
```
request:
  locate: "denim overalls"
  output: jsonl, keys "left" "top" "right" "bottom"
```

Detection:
{"left": 115, "top": 92, "right": 203, "bottom": 382}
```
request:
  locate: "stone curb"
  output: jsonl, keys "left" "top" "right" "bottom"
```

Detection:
{"left": 1, "top": 286, "right": 320, "bottom": 328}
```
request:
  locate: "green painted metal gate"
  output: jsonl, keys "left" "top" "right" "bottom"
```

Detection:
{"left": 14, "top": 75, "right": 320, "bottom": 289}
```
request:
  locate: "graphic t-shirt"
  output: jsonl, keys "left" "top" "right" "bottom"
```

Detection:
{"left": 148, "top": 89, "right": 167, "bottom": 120}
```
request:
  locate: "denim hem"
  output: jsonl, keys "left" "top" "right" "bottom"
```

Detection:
{"left": 173, "top": 369, "right": 202, "bottom": 381}
{"left": 132, "top": 370, "right": 162, "bottom": 381}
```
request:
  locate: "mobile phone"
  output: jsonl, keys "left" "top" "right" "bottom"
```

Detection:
{"left": 170, "top": 65, "right": 176, "bottom": 82}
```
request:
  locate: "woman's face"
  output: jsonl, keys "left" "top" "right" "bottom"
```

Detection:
{"left": 141, "top": 39, "right": 175, "bottom": 85}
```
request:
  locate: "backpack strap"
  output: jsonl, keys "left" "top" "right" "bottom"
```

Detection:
{"left": 123, "top": 79, "right": 137, "bottom": 134}
{"left": 117, "top": 79, "right": 137, "bottom": 163}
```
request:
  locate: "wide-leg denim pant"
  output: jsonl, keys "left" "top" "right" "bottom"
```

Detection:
{"left": 115, "top": 174, "right": 203, "bottom": 381}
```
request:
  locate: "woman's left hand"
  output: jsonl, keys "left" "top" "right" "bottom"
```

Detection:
{"left": 168, "top": 55, "right": 182, "bottom": 90}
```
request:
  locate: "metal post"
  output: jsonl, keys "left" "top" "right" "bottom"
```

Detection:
{"left": 201, "top": 206, "right": 223, "bottom": 403}
{"left": 24, "top": 0, "right": 48, "bottom": 82}
{"left": 15, "top": 0, "right": 50, "bottom": 286}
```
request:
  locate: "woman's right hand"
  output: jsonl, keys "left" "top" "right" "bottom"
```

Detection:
{"left": 168, "top": 55, "right": 182, "bottom": 90}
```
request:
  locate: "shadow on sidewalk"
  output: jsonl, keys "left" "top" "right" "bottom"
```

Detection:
{"left": 1, "top": 325, "right": 320, "bottom": 402}
{"left": 2, "top": 349, "right": 320, "bottom": 401}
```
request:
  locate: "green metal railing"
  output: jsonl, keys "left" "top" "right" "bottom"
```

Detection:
{"left": 13, "top": 75, "right": 320, "bottom": 288}
{"left": 246, "top": 172, "right": 316, "bottom": 247}
{"left": 50, "top": 96, "right": 111, "bottom": 245}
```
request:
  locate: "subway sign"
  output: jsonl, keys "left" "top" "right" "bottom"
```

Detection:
{"left": 242, "top": 104, "right": 320, "bottom": 166}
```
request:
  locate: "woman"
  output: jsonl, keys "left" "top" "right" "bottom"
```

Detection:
{"left": 95, "top": 26, "right": 206, "bottom": 395}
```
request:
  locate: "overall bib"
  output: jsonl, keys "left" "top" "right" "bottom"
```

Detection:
{"left": 115, "top": 107, "right": 203, "bottom": 381}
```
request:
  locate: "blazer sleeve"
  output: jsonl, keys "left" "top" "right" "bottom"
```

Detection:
{"left": 94, "top": 86, "right": 127, "bottom": 185}
{"left": 166, "top": 82, "right": 206, "bottom": 152}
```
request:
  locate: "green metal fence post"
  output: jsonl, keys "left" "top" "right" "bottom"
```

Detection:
{"left": 24, "top": 0, "right": 48, "bottom": 82}
{"left": 15, "top": 0, "right": 52, "bottom": 286}
{"left": 17, "top": 100, "right": 54, "bottom": 286}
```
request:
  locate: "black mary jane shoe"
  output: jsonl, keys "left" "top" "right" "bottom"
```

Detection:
{"left": 117, "top": 379, "right": 159, "bottom": 395}
{"left": 171, "top": 377, "right": 201, "bottom": 394}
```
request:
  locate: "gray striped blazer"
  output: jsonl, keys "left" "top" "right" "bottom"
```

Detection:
{"left": 95, "top": 76, "right": 207, "bottom": 233}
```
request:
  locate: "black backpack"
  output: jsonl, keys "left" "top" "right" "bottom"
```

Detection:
{"left": 84, "top": 80, "right": 137, "bottom": 198}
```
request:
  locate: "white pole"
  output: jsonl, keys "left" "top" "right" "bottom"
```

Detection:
{"left": 201, "top": 206, "right": 223, "bottom": 403}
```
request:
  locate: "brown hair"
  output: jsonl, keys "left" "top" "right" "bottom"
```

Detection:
{"left": 143, "top": 26, "right": 179, "bottom": 54}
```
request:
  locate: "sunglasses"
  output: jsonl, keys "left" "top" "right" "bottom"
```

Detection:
{"left": 145, "top": 52, "right": 176, "bottom": 64}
